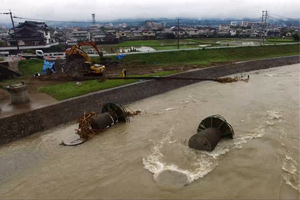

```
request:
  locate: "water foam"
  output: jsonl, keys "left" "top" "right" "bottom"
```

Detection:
{"left": 265, "top": 110, "right": 300, "bottom": 192}
{"left": 143, "top": 129, "right": 219, "bottom": 186}
{"left": 267, "top": 110, "right": 282, "bottom": 120}
{"left": 164, "top": 107, "right": 175, "bottom": 111}
{"left": 282, "top": 157, "right": 300, "bottom": 192}
{"left": 264, "top": 73, "right": 293, "bottom": 77}
{"left": 143, "top": 124, "right": 267, "bottom": 186}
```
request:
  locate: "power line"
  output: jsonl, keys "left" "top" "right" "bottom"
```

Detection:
{"left": 2, "top": 10, "right": 20, "bottom": 53}
{"left": 268, "top": 12, "right": 298, "bottom": 20}
{"left": 13, "top": 16, "right": 94, "bottom": 23}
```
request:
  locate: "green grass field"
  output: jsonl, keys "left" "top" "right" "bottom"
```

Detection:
{"left": 0, "top": 59, "right": 44, "bottom": 87}
{"left": 38, "top": 71, "right": 178, "bottom": 100}
{"left": 95, "top": 38, "right": 299, "bottom": 53}
{"left": 111, "top": 38, "right": 231, "bottom": 51}
{"left": 18, "top": 59, "right": 44, "bottom": 76}
{"left": 266, "top": 38, "right": 295, "bottom": 43}
{"left": 120, "top": 44, "right": 300, "bottom": 66}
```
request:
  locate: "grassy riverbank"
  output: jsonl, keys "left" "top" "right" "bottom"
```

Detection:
{"left": 43, "top": 44, "right": 299, "bottom": 100}
{"left": 99, "top": 38, "right": 297, "bottom": 52}
{"left": 92, "top": 44, "right": 300, "bottom": 66}
{"left": 38, "top": 71, "right": 178, "bottom": 100}
{"left": 1, "top": 44, "right": 299, "bottom": 101}
{"left": 124, "top": 44, "right": 299, "bottom": 65}
{"left": 18, "top": 59, "right": 44, "bottom": 75}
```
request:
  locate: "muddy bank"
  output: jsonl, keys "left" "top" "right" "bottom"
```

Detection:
{"left": 0, "top": 55, "right": 299, "bottom": 145}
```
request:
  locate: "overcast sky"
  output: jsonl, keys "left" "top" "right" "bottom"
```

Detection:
{"left": 1, "top": 0, "right": 299, "bottom": 24}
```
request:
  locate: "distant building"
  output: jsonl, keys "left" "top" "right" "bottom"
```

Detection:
{"left": 104, "top": 23, "right": 114, "bottom": 28}
{"left": 72, "top": 31, "right": 90, "bottom": 42}
{"left": 7, "top": 21, "right": 54, "bottom": 46}
{"left": 218, "top": 30, "right": 230, "bottom": 37}
{"left": 66, "top": 38, "right": 77, "bottom": 46}
{"left": 142, "top": 30, "right": 156, "bottom": 38}
{"left": 248, "top": 21, "right": 261, "bottom": 29}
{"left": 155, "top": 28, "right": 174, "bottom": 39}
{"left": 230, "top": 30, "right": 237, "bottom": 36}
{"left": 219, "top": 25, "right": 230, "bottom": 31}
{"left": 267, "top": 29, "right": 281, "bottom": 37}
{"left": 171, "top": 27, "right": 186, "bottom": 38}
{"left": 185, "top": 28, "right": 199, "bottom": 37}
{"left": 241, "top": 21, "right": 249, "bottom": 27}
{"left": 146, "top": 21, "right": 164, "bottom": 29}
{"left": 231, "top": 21, "right": 238, "bottom": 26}
{"left": 90, "top": 24, "right": 101, "bottom": 30}
{"left": 132, "top": 30, "right": 143, "bottom": 39}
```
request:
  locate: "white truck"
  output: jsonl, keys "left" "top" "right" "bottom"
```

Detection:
{"left": 18, "top": 50, "right": 44, "bottom": 59}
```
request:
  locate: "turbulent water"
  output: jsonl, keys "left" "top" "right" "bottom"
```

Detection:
{"left": 0, "top": 64, "right": 299, "bottom": 199}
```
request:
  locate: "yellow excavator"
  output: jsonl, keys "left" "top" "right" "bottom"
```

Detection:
{"left": 65, "top": 41, "right": 106, "bottom": 75}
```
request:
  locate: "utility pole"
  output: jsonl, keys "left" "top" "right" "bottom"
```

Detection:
{"left": 261, "top": 10, "right": 268, "bottom": 44}
{"left": 260, "top": 11, "right": 264, "bottom": 45}
{"left": 177, "top": 19, "right": 180, "bottom": 49}
{"left": 3, "top": 10, "right": 20, "bottom": 53}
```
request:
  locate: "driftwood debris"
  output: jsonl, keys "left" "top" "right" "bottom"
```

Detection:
{"left": 75, "top": 107, "right": 141, "bottom": 141}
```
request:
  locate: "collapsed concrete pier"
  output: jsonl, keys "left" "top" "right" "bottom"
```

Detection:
{"left": 6, "top": 83, "right": 30, "bottom": 105}
{"left": 0, "top": 55, "right": 299, "bottom": 145}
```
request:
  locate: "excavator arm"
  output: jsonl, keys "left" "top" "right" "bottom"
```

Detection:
{"left": 64, "top": 41, "right": 106, "bottom": 75}
{"left": 77, "top": 41, "right": 103, "bottom": 60}
{"left": 67, "top": 45, "right": 92, "bottom": 63}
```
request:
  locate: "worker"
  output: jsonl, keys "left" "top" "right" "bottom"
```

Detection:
{"left": 122, "top": 68, "right": 127, "bottom": 77}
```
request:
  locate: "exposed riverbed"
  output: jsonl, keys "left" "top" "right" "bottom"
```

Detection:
{"left": 0, "top": 64, "right": 299, "bottom": 199}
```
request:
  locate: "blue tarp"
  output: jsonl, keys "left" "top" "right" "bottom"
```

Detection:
{"left": 43, "top": 60, "right": 55, "bottom": 74}
{"left": 117, "top": 53, "right": 126, "bottom": 60}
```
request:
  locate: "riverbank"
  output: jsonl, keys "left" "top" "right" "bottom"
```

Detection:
{"left": 1, "top": 44, "right": 298, "bottom": 102}
{"left": 96, "top": 38, "right": 297, "bottom": 52}
{"left": 0, "top": 62, "right": 298, "bottom": 199}
{"left": 0, "top": 55, "right": 299, "bottom": 145}
{"left": 42, "top": 44, "right": 300, "bottom": 100}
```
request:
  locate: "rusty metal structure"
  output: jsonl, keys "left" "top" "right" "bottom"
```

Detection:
{"left": 188, "top": 115, "right": 234, "bottom": 151}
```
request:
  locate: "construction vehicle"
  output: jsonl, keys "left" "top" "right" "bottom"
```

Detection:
{"left": 64, "top": 41, "right": 105, "bottom": 75}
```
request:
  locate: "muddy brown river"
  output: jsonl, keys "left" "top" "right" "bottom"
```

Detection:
{"left": 0, "top": 64, "right": 299, "bottom": 199}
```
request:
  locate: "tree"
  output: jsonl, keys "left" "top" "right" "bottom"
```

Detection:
{"left": 49, "top": 44, "right": 65, "bottom": 52}
{"left": 26, "top": 49, "right": 34, "bottom": 54}
{"left": 292, "top": 33, "right": 299, "bottom": 41}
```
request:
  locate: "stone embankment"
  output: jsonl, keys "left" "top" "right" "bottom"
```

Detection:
{"left": 0, "top": 56, "right": 299, "bottom": 145}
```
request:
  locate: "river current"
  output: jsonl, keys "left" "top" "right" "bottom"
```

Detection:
{"left": 0, "top": 64, "right": 299, "bottom": 199}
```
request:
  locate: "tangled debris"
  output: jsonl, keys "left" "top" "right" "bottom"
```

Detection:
{"left": 75, "top": 111, "right": 101, "bottom": 141}
{"left": 74, "top": 107, "right": 142, "bottom": 141}
{"left": 217, "top": 75, "right": 249, "bottom": 83}
{"left": 126, "top": 107, "right": 142, "bottom": 117}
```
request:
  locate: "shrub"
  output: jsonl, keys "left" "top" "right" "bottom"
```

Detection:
{"left": 26, "top": 49, "right": 34, "bottom": 54}
{"left": 49, "top": 44, "right": 65, "bottom": 52}
{"left": 292, "top": 33, "right": 299, "bottom": 41}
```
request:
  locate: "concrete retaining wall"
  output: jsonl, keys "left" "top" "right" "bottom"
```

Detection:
{"left": 0, "top": 55, "right": 299, "bottom": 145}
